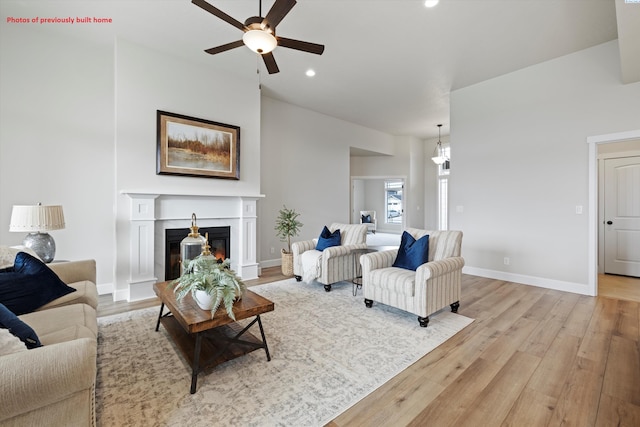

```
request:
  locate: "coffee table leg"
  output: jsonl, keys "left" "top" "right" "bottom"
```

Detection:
{"left": 190, "top": 332, "right": 203, "bottom": 394}
{"left": 256, "top": 315, "right": 271, "bottom": 361}
{"left": 155, "top": 303, "right": 165, "bottom": 332}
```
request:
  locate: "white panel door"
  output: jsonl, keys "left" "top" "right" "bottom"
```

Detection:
{"left": 604, "top": 156, "right": 640, "bottom": 277}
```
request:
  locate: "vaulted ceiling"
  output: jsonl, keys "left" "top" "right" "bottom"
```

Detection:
{"left": 3, "top": 0, "right": 638, "bottom": 139}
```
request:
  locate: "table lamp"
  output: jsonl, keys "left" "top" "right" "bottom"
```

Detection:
{"left": 9, "top": 203, "right": 65, "bottom": 263}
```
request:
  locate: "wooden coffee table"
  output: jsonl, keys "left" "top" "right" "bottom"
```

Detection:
{"left": 153, "top": 281, "right": 274, "bottom": 394}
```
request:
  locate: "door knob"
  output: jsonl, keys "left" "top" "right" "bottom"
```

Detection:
{"left": 606, "top": 221, "right": 613, "bottom": 225}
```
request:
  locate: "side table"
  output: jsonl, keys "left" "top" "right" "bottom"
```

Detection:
{"left": 352, "top": 248, "right": 376, "bottom": 296}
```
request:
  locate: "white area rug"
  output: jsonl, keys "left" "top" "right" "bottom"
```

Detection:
{"left": 95, "top": 278, "right": 473, "bottom": 426}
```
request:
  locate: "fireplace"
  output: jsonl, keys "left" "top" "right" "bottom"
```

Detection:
{"left": 164, "top": 226, "right": 231, "bottom": 281}
{"left": 121, "top": 192, "right": 259, "bottom": 302}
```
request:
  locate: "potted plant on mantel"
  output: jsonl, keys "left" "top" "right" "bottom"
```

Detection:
{"left": 171, "top": 244, "right": 246, "bottom": 320}
{"left": 275, "top": 205, "right": 303, "bottom": 276}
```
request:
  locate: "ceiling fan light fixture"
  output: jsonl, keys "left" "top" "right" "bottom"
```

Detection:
{"left": 243, "top": 29, "right": 277, "bottom": 54}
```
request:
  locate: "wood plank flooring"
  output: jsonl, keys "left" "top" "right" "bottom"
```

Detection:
{"left": 599, "top": 273, "right": 640, "bottom": 303}
{"left": 97, "top": 269, "right": 640, "bottom": 427}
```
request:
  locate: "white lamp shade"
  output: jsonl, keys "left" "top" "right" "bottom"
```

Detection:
{"left": 243, "top": 30, "right": 277, "bottom": 54}
{"left": 9, "top": 205, "right": 65, "bottom": 232}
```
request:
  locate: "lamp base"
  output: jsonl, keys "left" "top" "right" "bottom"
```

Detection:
{"left": 23, "top": 232, "right": 56, "bottom": 263}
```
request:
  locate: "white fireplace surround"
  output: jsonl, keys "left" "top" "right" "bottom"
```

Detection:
{"left": 123, "top": 192, "right": 263, "bottom": 302}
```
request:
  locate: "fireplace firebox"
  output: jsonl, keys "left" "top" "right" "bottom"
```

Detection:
{"left": 164, "top": 226, "right": 230, "bottom": 281}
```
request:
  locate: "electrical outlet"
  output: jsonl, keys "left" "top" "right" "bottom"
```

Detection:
{"left": 270, "top": 247, "right": 275, "bottom": 254}
{"left": 504, "top": 257, "right": 510, "bottom": 266}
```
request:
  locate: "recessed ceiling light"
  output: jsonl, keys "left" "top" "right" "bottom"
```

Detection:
{"left": 424, "top": 0, "right": 439, "bottom": 7}
{"left": 306, "top": 69, "right": 316, "bottom": 77}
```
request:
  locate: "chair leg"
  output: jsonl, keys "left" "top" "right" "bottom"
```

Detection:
{"left": 364, "top": 299, "right": 373, "bottom": 308}
{"left": 294, "top": 275, "right": 302, "bottom": 282}
{"left": 450, "top": 301, "right": 460, "bottom": 313}
{"left": 418, "top": 316, "right": 430, "bottom": 327}
{"left": 324, "top": 284, "right": 332, "bottom": 292}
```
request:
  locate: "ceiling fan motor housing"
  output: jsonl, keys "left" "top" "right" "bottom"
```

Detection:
{"left": 245, "top": 16, "right": 271, "bottom": 32}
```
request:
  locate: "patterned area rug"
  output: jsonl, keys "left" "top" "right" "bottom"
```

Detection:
{"left": 95, "top": 278, "right": 473, "bottom": 426}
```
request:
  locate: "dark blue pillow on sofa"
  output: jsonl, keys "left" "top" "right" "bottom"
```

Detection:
{"left": 392, "top": 231, "right": 430, "bottom": 271}
{"left": 0, "top": 252, "right": 76, "bottom": 315}
{"left": 316, "top": 226, "right": 341, "bottom": 251}
{"left": 0, "top": 302, "right": 42, "bottom": 349}
{"left": 361, "top": 214, "right": 372, "bottom": 224}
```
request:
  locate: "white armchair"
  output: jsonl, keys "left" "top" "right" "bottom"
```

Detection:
{"left": 359, "top": 210, "right": 377, "bottom": 234}
{"left": 360, "top": 228, "right": 464, "bottom": 327}
{"left": 292, "top": 223, "right": 368, "bottom": 292}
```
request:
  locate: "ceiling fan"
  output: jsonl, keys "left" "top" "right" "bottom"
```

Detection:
{"left": 192, "top": 0, "right": 325, "bottom": 74}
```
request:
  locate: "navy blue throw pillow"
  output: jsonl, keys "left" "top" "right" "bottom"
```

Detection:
{"left": 316, "top": 226, "right": 341, "bottom": 251}
{"left": 392, "top": 231, "right": 430, "bottom": 271}
{"left": 0, "top": 303, "right": 42, "bottom": 349}
{"left": 0, "top": 252, "right": 76, "bottom": 315}
{"left": 361, "top": 214, "right": 372, "bottom": 224}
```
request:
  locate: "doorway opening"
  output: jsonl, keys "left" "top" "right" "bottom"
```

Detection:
{"left": 351, "top": 176, "right": 406, "bottom": 233}
{"left": 587, "top": 129, "right": 640, "bottom": 298}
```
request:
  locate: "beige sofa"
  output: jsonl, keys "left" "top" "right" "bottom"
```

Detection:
{"left": 0, "top": 259, "right": 99, "bottom": 427}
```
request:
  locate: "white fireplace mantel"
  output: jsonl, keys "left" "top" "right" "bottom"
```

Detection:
{"left": 122, "top": 191, "right": 264, "bottom": 302}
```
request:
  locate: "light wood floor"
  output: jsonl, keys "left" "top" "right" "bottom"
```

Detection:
{"left": 598, "top": 273, "right": 640, "bottom": 303}
{"left": 98, "top": 269, "right": 640, "bottom": 426}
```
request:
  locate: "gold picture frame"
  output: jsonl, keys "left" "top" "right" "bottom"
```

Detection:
{"left": 157, "top": 110, "right": 240, "bottom": 180}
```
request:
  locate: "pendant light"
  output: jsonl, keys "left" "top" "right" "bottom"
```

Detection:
{"left": 431, "top": 124, "right": 448, "bottom": 165}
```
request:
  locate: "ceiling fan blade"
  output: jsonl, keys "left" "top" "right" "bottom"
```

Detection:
{"left": 277, "top": 37, "right": 325, "bottom": 55}
{"left": 192, "top": 0, "right": 246, "bottom": 31}
{"left": 204, "top": 40, "right": 245, "bottom": 55}
{"left": 264, "top": 0, "right": 296, "bottom": 29}
{"left": 262, "top": 52, "right": 280, "bottom": 74}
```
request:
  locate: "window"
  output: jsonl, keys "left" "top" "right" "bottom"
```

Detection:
{"left": 439, "top": 146, "right": 450, "bottom": 176}
{"left": 438, "top": 144, "right": 450, "bottom": 229}
{"left": 439, "top": 178, "right": 448, "bottom": 230}
{"left": 385, "top": 180, "right": 403, "bottom": 224}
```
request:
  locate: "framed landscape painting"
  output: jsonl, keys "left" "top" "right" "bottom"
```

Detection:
{"left": 157, "top": 110, "right": 240, "bottom": 180}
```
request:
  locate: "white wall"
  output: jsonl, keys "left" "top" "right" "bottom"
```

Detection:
{"left": 450, "top": 40, "right": 640, "bottom": 295}
{"left": 351, "top": 179, "right": 366, "bottom": 223}
{"left": 0, "top": 27, "right": 260, "bottom": 297}
{"left": 351, "top": 135, "right": 445, "bottom": 232}
{"left": 113, "top": 38, "right": 261, "bottom": 299}
{"left": 423, "top": 135, "right": 448, "bottom": 230}
{"left": 260, "top": 96, "right": 394, "bottom": 266}
{"left": 0, "top": 24, "right": 115, "bottom": 287}
{"left": 407, "top": 137, "right": 425, "bottom": 229}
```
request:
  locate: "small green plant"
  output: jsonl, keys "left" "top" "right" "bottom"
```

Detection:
{"left": 171, "top": 257, "right": 246, "bottom": 320}
{"left": 275, "top": 205, "right": 303, "bottom": 254}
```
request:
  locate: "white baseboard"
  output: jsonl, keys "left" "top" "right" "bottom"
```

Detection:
{"left": 97, "top": 282, "right": 114, "bottom": 296}
{"left": 260, "top": 258, "right": 281, "bottom": 269}
{"left": 113, "top": 288, "right": 129, "bottom": 302}
{"left": 462, "top": 266, "right": 594, "bottom": 296}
